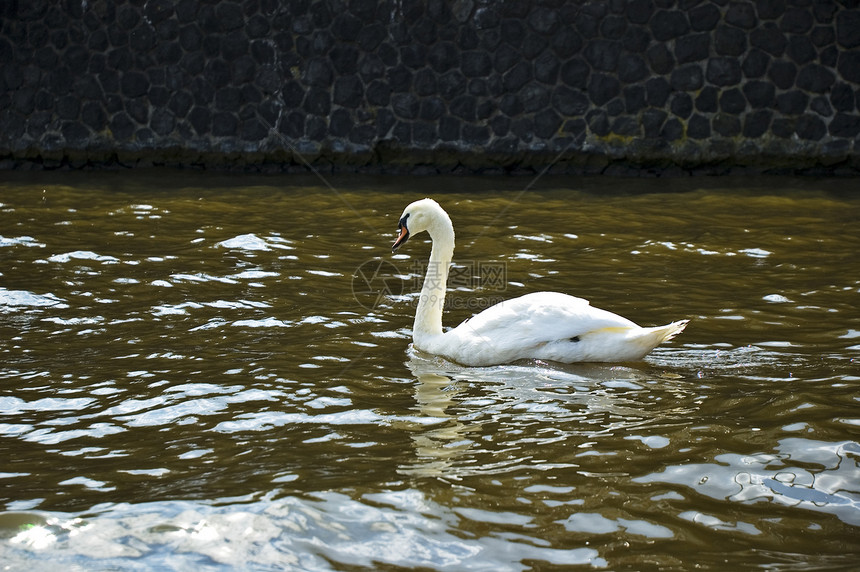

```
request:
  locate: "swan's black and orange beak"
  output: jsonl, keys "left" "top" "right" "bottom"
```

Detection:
{"left": 391, "top": 215, "right": 410, "bottom": 253}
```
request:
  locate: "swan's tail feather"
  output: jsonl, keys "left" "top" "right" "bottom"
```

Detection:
{"left": 654, "top": 319, "right": 689, "bottom": 342}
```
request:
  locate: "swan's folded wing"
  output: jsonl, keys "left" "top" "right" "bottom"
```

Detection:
{"left": 449, "top": 291, "right": 638, "bottom": 350}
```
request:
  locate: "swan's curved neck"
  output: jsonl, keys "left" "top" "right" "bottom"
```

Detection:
{"left": 413, "top": 217, "right": 454, "bottom": 344}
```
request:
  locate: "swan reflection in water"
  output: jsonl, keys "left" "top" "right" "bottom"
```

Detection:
{"left": 398, "top": 349, "right": 698, "bottom": 480}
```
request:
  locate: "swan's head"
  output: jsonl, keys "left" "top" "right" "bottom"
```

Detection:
{"left": 391, "top": 198, "right": 450, "bottom": 253}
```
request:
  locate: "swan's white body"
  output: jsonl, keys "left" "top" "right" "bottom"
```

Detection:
{"left": 392, "top": 198, "right": 688, "bottom": 367}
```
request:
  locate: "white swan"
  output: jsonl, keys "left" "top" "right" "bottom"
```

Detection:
{"left": 391, "top": 198, "right": 688, "bottom": 367}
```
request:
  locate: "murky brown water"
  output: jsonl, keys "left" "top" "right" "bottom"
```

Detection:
{"left": 0, "top": 171, "right": 858, "bottom": 570}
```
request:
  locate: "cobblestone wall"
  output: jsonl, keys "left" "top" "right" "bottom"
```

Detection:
{"left": 1, "top": 1, "right": 859, "bottom": 174}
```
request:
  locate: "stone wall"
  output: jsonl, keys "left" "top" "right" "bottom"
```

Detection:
{"left": 1, "top": 0, "right": 859, "bottom": 175}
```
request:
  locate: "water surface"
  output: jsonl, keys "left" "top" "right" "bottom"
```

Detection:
{"left": 0, "top": 171, "right": 858, "bottom": 570}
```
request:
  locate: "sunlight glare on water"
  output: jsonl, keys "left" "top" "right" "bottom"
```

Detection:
{"left": 0, "top": 171, "right": 858, "bottom": 570}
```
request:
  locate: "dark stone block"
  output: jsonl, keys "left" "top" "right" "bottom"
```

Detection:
{"left": 585, "top": 39, "right": 620, "bottom": 72}
{"left": 121, "top": 71, "right": 149, "bottom": 97}
{"left": 109, "top": 112, "right": 135, "bottom": 140}
{"left": 610, "top": 115, "right": 639, "bottom": 136}
{"left": 618, "top": 54, "right": 648, "bottom": 83}
{"left": 670, "top": 92, "right": 693, "bottom": 118}
{"left": 501, "top": 19, "right": 526, "bottom": 47}
{"left": 726, "top": 2, "right": 757, "bottom": 28}
{"left": 412, "top": 121, "right": 437, "bottom": 146}
{"left": 438, "top": 70, "right": 466, "bottom": 100}
{"left": 676, "top": 33, "right": 710, "bottom": 63}
{"left": 522, "top": 83, "right": 549, "bottom": 112}
{"left": 837, "top": 51, "right": 860, "bottom": 83}
{"left": 776, "top": 90, "right": 808, "bottom": 115}
{"left": 781, "top": 7, "right": 813, "bottom": 34}
{"left": 57, "top": 95, "right": 80, "bottom": 120}
{"left": 329, "top": 108, "right": 352, "bottom": 137}
{"left": 529, "top": 7, "right": 559, "bottom": 34}
{"left": 462, "top": 51, "right": 492, "bottom": 77}
{"left": 715, "top": 25, "right": 747, "bottom": 56}
{"left": 583, "top": 110, "right": 608, "bottom": 136}
{"left": 439, "top": 116, "right": 460, "bottom": 141}
{"left": 795, "top": 114, "right": 825, "bottom": 140}
{"left": 768, "top": 60, "right": 796, "bottom": 89}
{"left": 756, "top": 0, "right": 784, "bottom": 20}
{"left": 392, "top": 93, "right": 420, "bottom": 119}
{"left": 401, "top": 44, "right": 427, "bottom": 69}
{"left": 743, "top": 80, "right": 775, "bottom": 108}
{"left": 646, "top": 43, "right": 675, "bottom": 75}
{"left": 829, "top": 112, "right": 860, "bottom": 137}
{"left": 358, "top": 54, "right": 385, "bottom": 82}
{"left": 831, "top": 83, "right": 855, "bottom": 112}
{"left": 706, "top": 57, "right": 742, "bottom": 86}
{"left": 419, "top": 96, "right": 445, "bottom": 120}
{"left": 589, "top": 73, "right": 620, "bottom": 106}
{"left": 366, "top": 79, "right": 390, "bottom": 106}
{"left": 500, "top": 93, "right": 523, "bottom": 116}
{"left": 786, "top": 35, "right": 815, "bottom": 65}
{"left": 743, "top": 48, "right": 770, "bottom": 78}
{"left": 117, "top": 5, "right": 140, "bottom": 30}
{"left": 463, "top": 123, "right": 490, "bottom": 145}
{"left": 188, "top": 106, "right": 210, "bottom": 135}
{"left": 204, "top": 59, "right": 231, "bottom": 89}
{"left": 428, "top": 42, "right": 458, "bottom": 73}
{"left": 305, "top": 58, "right": 334, "bottom": 87}
{"left": 690, "top": 3, "right": 720, "bottom": 31}
{"left": 503, "top": 61, "right": 532, "bottom": 92}
{"left": 374, "top": 108, "right": 395, "bottom": 137}
{"left": 771, "top": 117, "right": 794, "bottom": 138}
{"left": 522, "top": 33, "right": 548, "bottom": 59}
{"left": 750, "top": 23, "right": 786, "bottom": 56}
{"left": 624, "top": 85, "right": 647, "bottom": 113}
{"left": 81, "top": 101, "right": 107, "bottom": 131}
{"left": 303, "top": 87, "right": 331, "bottom": 116}
{"left": 534, "top": 51, "right": 560, "bottom": 84}
{"left": 810, "top": 95, "right": 832, "bottom": 117}
{"left": 548, "top": 86, "right": 591, "bottom": 117}
{"left": 811, "top": 25, "right": 835, "bottom": 47}
{"left": 719, "top": 88, "right": 746, "bottom": 113}
{"left": 713, "top": 113, "right": 741, "bottom": 136}
{"left": 387, "top": 65, "right": 412, "bottom": 92}
{"left": 661, "top": 117, "right": 684, "bottom": 140}
{"left": 62, "top": 121, "right": 90, "bottom": 143}
{"left": 646, "top": 76, "right": 671, "bottom": 107}
{"left": 350, "top": 123, "right": 376, "bottom": 146}
{"left": 640, "top": 109, "right": 668, "bottom": 139}
{"left": 493, "top": 43, "right": 519, "bottom": 74}
{"left": 687, "top": 113, "right": 711, "bottom": 139}
{"left": 534, "top": 109, "right": 562, "bottom": 139}
{"left": 333, "top": 75, "right": 364, "bottom": 107}
{"left": 552, "top": 28, "right": 583, "bottom": 57}
{"left": 280, "top": 81, "right": 304, "bottom": 108}
{"left": 65, "top": 45, "right": 90, "bottom": 74}
{"left": 145, "top": 0, "right": 174, "bottom": 25}
{"left": 130, "top": 24, "right": 157, "bottom": 53}
{"left": 671, "top": 65, "right": 704, "bottom": 91}
{"left": 560, "top": 59, "right": 589, "bottom": 88}
{"left": 151, "top": 107, "right": 175, "bottom": 136}
{"left": 627, "top": 0, "right": 654, "bottom": 25}
{"left": 696, "top": 86, "right": 718, "bottom": 112}
{"left": 214, "top": 2, "right": 244, "bottom": 32}
{"left": 822, "top": 45, "right": 839, "bottom": 68}
{"left": 651, "top": 10, "right": 689, "bottom": 41}
{"left": 306, "top": 116, "right": 327, "bottom": 140}
{"left": 743, "top": 109, "right": 772, "bottom": 137}
{"left": 575, "top": 12, "right": 600, "bottom": 39}
{"left": 126, "top": 98, "right": 149, "bottom": 124}
{"left": 796, "top": 64, "right": 835, "bottom": 93}
{"left": 357, "top": 23, "right": 387, "bottom": 51}
{"left": 458, "top": 27, "right": 480, "bottom": 51}
{"left": 511, "top": 115, "right": 535, "bottom": 141}
{"left": 215, "top": 87, "right": 241, "bottom": 112}
{"left": 449, "top": 94, "right": 476, "bottom": 120}
{"left": 836, "top": 10, "right": 860, "bottom": 48}
{"left": 601, "top": 15, "right": 627, "bottom": 39}
{"left": 622, "top": 26, "right": 651, "bottom": 53}
{"left": 490, "top": 115, "right": 510, "bottom": 136}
